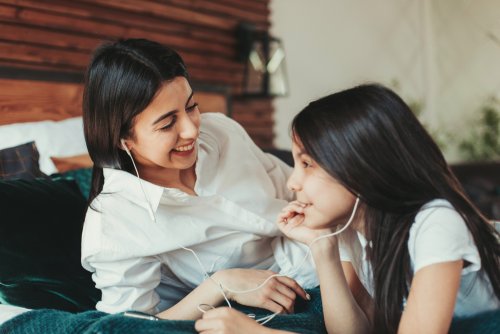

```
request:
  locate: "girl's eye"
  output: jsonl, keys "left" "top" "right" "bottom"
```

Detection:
{"left": 160, "top": 115, "right": 177, "bottom": 131}
{"left": 302, "top": 160, "right": 312, "bottom": 168}
{"left": 186, "top": 103, "right": 198, "bottom": 112}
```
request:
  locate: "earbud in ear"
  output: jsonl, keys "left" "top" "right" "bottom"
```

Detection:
{"left": 121, "top": 139, "right": 131, "bottom": 156}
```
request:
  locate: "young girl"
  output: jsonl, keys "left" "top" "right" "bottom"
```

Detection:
{"left": 195, "top": 84, "right": 500, "bottom": 333}
{"left": 80, "top": 39, "right": 317, "bottom": 320}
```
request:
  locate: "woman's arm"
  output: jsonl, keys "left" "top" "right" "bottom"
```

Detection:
{"left": 156, "top": 272, "right": 225, "bottom": 320}
{"left": 157, "top": 269, "right": 308, "bottom": 320}
{"left": 311, "top": 238, "right": 371, "bottom": 334}
{"left": 398, "top": 260, "right": 462, "bottom": 334}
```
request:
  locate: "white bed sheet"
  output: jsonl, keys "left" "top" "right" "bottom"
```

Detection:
{"left": 0, "top": 305, "right": 30, "bottom": 326}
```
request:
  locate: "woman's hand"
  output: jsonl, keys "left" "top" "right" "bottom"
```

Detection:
{"left": 212, "top": 269, "right": 309, "bottom": 314}
{"left": 195, "top": 307, "right": 266, "bottom": 334}
{"left": 277, "top": 201, "right": 334, "bottom": 245}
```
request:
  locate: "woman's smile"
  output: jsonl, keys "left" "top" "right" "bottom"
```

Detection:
{"left": 171, "top": 140, "right": 196, "bottom": 157}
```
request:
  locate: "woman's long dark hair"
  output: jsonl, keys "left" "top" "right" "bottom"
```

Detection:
{"left": 83, "top": 38, "right": 188, "bottom": 206}
{"left": 292, "top": 84, "right": 500, "bottom": 333}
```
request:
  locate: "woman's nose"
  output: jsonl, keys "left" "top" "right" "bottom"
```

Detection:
{"left": 178, "top": 113, "right": 199, "bottom": 139}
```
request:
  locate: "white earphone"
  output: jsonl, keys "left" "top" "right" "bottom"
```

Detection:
{"left": 118, "top": 137, "right": 360, "bottom": 325}
{"left": 120, "top": 138, "right": 156, "bottom": 222}
{"left": 121, "top": 139, "right": 131, "bottom": 156}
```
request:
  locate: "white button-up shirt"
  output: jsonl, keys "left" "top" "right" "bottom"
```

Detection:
{"left": 81, "top": 113, "right": 318, "bottom": 314}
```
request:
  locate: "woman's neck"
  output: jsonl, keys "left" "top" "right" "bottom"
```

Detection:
{"left": 139, "top": 164, "right": 197, "bottom": 195}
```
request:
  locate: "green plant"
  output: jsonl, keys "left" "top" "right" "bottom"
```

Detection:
{"left": 388, "top": 79, "right": 449, "bottom": 151}
{"left": 458, "top": 98, "right": 500, "bottom": 161}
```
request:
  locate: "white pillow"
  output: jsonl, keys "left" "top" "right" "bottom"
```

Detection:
{"left": 0, "top": 304, "right": 30, "bottom": 326}
{"left": 0, "top": 117, "right": 87, "bottom": 174}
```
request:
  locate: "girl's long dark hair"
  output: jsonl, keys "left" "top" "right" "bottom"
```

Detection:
{"left": 83, "top": 38, "right": 188, "bottom": 206}
{"left": 292, "top": 84, "right": 500, "bottom": 333}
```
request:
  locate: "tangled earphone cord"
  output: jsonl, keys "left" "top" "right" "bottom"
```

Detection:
{"left": 221, "top": 196, "right": 361, "bottom": 295}
{"left": 126, "top": 150, "right": 360, "bottom": 325}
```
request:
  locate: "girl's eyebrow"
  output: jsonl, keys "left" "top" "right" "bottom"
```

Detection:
{"left": 151, "top": 91, "right": 194, "bottom": 126}
{"left": 295, "top": 148, "right": 306, "bottom": 157}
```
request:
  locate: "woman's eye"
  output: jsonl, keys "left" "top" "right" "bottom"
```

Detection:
{"left": 186, "top": 103, "right": 198, "bottom": 112}
{"left": 160, "top": 116, "right": 176, "bottom": 131}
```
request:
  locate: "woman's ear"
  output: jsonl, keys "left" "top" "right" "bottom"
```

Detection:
{"left": 120, "top": 139, "right": 131, "bottom": 156}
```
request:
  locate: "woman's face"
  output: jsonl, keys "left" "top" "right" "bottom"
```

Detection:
{"left": 124, "top": 76, "right": 201, "bottom": 173}
{"left": 287, "top": 138, "right": 357, "bottom": 229}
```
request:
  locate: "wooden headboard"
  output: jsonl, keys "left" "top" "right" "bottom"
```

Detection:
{"left": 0, "top": 78, "right": 230, "bottom": 125}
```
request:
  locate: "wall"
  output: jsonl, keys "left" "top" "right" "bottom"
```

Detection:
{"left": 271, "top": 0, "right": 500, "bottom": 162}
{"left": 0, "top": 0, "right": 275, "bottom": 147}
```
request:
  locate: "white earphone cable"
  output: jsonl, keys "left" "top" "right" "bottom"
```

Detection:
{"left": 123, "top": 148, "right": 360, "bottom": 325}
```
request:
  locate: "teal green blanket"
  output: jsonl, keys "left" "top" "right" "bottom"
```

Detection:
{"left": 0, "top": 288, "right": 325, "bottom": 334}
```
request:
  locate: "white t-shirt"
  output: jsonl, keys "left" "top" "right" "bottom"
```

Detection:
{"left": 339, "top": 199, "right": 499, "bottom": 317}
{"left": 81, "top": 113, "right": 318, "bottom": 314}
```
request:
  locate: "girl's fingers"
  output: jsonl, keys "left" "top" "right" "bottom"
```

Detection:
{"left": 194, "top": 318, "right": 216, "bottom": 332}
{"left": 286, "top": 214, "right": 304, "bottom": 228}
{"left": 280, "top": 202, "right": 306, "bottom": 215}
{"left": 277, "top": 214, "right": 305, "bottom": 235}
{"left": 275, "top": 276, "right": 309, "bottom": 301}
{"left": 201, "top": 307, "right": 232, "bottom": 319}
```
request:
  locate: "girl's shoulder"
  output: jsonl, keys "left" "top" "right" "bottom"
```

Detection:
{"left": 408, "top": 199, "right": 479, "bottom": 273}
{"left": 413, "top": 199, "right": 461, "bottom": 226}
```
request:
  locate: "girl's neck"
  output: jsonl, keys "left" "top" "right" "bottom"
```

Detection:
{"left": 349, "top": 204, "right": 367, "bottom": 237}
{"left": 350, "top": 218, "right": 366, "bottom": 237}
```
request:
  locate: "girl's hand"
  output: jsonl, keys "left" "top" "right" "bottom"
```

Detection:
{"left": 277, "top": 201, "right": 333, "bottom": 245}
{"left": 212, "top": 269, "right": 308, "bottom": 314}
{"left": 195, "top": 307, "right": 265, "bottom": 334}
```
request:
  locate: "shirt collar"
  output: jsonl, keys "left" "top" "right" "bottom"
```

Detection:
{"left": 103, "top": 167, "right": 165, "bottom": 212}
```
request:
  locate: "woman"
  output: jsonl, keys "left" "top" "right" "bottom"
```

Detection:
{"left": 196, "top": 84, "right": 500, "bottom": 333}
{"left": 81, "top": 39, "right": 317, "bottom": 320}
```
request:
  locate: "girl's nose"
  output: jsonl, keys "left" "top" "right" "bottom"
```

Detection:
{"left": 286, "top": 174, "right": 301, "bottom": 192}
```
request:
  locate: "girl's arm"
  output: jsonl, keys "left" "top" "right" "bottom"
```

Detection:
{"left": 195, "top": 307, "right": 294, "bottom": 334}
{"left": 276, "top": 202, "right": 372, "bottom": 333}
{"left": 311, "top": 238, "right": 371, "bottom": 334}
{"left": 341, "top": 261, "right": 374, "bottom": 326}
{"left": 398, "top": 260, "right": 462, "bottom": 334}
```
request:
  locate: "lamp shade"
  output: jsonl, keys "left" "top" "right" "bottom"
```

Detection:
{"left": 237, "top": 23, "right": 289, "bottom": 97}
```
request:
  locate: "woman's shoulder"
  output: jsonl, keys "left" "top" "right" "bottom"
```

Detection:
{"left": 200, "top": 112, "right": 248, "bottom": 139}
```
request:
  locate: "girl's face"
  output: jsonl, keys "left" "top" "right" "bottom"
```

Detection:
{"left": 287, "top": 138, "right": 357, "bottom": 229}
{"left": 124, "top": 77, "right": 201, "bottom": 173}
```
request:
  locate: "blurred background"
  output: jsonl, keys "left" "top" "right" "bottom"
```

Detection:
{"left": 272, "top": 0, "right": 500, "bottom": 163}
{"left": 0, "top": 0, "right": 498, "bottom": 163}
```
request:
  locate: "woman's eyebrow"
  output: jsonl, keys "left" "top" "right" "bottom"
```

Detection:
{"left": 151, "top": 91, "right": 194, "bottom": 126}
{"left": 152, "top": 110, "right": 176, "bottom": 126}
{"left": 185, "top": 90, "right": 194, "bottom": 106}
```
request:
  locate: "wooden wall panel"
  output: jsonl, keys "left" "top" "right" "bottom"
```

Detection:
{"left": 0, "top": 0, "right": 275, "bottom": 147}
{"left": 0, "top": 79, "right": 229, "bottom": 125}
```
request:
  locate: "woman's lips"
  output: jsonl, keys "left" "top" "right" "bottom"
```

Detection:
{"left": 171, "top": 141, "right": 196, "bottom": 156}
